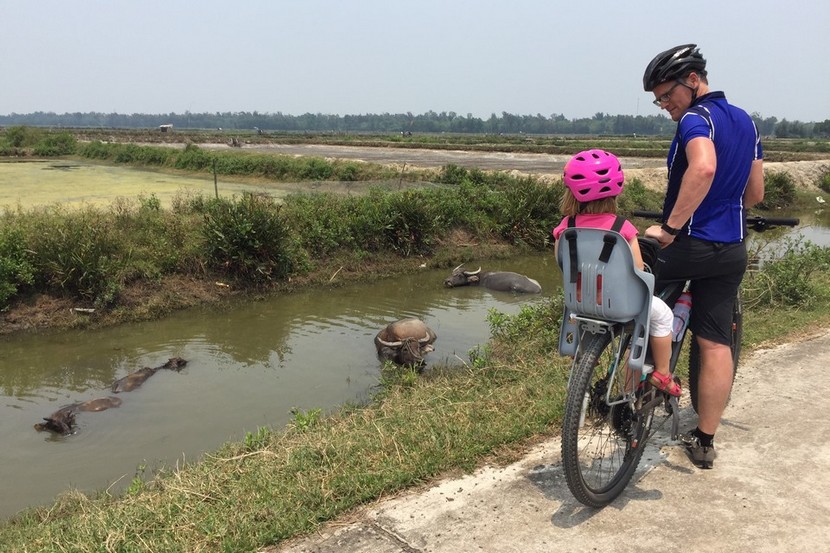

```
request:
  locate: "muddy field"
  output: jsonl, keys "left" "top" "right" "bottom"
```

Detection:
{"left": 199, "top": 142, "right": 830, "bottom": 192}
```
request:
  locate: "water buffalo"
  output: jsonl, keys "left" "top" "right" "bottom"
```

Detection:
{"left": 443, "top": 264, "right": 542, "bottom": 294}
{"left": 34, "top": 396, "right": 123, "bottom": 435}
{"left": 77, "top": 396, "right": 123, "bottom": 412}
{"left": 374, "top": 318, "right": 437, "bottom": 367}
{"left": 111, "top": 357, "right": 187, "bottom": 393}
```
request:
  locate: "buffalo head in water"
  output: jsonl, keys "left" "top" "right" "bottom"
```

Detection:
{"left": 443, "top": 264, "right": 542, "bottom": 294}
{"left": 111, "top": 357, "right": 188, "bottom": 393}
{"left": 34, "top": 396, "right": 123, "bottom": 435}
{"left": 374, "top": 318, "right": 438, "bottom": 367}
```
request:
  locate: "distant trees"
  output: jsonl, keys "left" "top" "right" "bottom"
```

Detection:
{"left": 0, "top": 110, "right": 825, "bottom": 138}
{"left": 814, "top": 120, "right": 830, "bottom": 138}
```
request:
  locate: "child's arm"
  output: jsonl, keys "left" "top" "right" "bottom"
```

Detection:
{"left": 628, "top": 237, "right": 645, "bottom": 271}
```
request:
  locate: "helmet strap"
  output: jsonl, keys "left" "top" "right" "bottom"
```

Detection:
{"left": 681, "top": 75, "right": 699, "bottom": 102}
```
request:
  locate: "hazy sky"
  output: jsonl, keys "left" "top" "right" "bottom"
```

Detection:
{"left": 3, "top": 0, "right": 828, "bottom": 122}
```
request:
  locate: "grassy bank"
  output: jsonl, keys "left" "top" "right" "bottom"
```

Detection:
{"left": 1, "top": 154, "right": 667, "bottom": 332}
{"left": 2, "top": 131, "right": 830, "bottom": 550}
{"left": 1, "top": 241, "right": 829, "bottom": 552}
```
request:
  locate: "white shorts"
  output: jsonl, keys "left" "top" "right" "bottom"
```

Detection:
{"left": 650, "top": 296, "right": 673, "bottom": 338}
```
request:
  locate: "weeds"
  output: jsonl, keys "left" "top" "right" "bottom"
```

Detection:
{"left": 243, "top": 427, "right": 272, "bottom": 450}
{"left": 758, "top": 171, "right": 796, "bottom": 210}
{"left": 0, "top": 227, "right": 34, "bottom": 308}
{"left": 202, "top": 193, "right": 295, "bottom": 283}
{"left": 818, "top": 169, "right": 830, "bottom": 193}
{"left": 743, "top": 238, "right": 830, "bottom": 308}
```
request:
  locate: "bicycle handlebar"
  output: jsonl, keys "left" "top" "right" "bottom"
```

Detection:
{"left": 630, "top": 210, "right": 800, "bottom": 231}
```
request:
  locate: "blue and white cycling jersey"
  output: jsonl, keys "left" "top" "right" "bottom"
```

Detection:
{"left": 662, "top": 91, "right": 763, "bottom": 243}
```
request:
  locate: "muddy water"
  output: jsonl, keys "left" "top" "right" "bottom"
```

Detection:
{"left": 0, "top": 256, "right": 562, "bottom": 519}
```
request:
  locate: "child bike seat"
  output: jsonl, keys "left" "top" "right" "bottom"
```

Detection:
{"left": 557, "top": 226, "right": 654, "bottom": 372}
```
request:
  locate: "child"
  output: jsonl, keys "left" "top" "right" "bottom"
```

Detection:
{"left": 552, "top": 149, "right": 680, "bottom": 397}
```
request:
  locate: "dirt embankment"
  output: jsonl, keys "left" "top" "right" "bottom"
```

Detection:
{"left": 213, "top": 142, "right": 830, "bottom": 192}
{"left": 625, "top": 159, "right": 830, "bottom": 192}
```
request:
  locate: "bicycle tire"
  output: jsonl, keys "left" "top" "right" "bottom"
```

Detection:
{"left": 561, "top": 329, "right": 656, "bottom": 507}
{"left": 688, "top": 292, "right": 742, "bottom": 414}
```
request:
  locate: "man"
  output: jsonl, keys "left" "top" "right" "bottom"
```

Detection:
{"left": 642, "top": 44, "right": 765, "bottom": 469}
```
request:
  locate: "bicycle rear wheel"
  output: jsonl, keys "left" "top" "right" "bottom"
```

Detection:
{"left": 689, "top": 292, "right": 742, "bottom": 414}
{"left": 561, "top": 329, "right": 656, "bottom": 508}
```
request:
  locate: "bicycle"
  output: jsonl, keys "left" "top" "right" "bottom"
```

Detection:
{"left": 556, "top": 211, "right": 799, "bottom": 507}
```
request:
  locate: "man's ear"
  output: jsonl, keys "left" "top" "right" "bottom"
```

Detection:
{"left": 686, "top": 71, "right": 700, "bottom": 87}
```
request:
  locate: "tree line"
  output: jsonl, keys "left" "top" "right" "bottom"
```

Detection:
{"left": 0, "top": 110, "right": 827, "bottom": 138}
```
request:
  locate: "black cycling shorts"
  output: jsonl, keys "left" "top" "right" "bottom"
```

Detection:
{"left": 653, "top": 237, "right": 747, "bottom": 346}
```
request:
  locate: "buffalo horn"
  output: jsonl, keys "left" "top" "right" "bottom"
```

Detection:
{"left": 377, "top": 337, "right": 404, "bottom": 347}
{"left": 464, "top": 267, "right": 482, "bottom": 276}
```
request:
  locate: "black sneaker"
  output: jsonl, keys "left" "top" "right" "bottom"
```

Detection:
{"left": 682, "top": 434, "right": 716, "bottom": 469}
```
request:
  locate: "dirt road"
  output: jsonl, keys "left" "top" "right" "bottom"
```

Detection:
{"left": 204, "top": 143, "right": 830, "bottom": 191}
{"left": 273, "top": 329, "right": 830, "bottom": 553}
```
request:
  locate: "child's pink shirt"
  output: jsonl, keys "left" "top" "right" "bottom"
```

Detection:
{"left": 552, "top": 214, "right": 639, "bottom": 242}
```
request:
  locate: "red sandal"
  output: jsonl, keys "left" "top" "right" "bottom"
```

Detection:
{"left": 649, "top": 370, "right": 682, "bottom": 397}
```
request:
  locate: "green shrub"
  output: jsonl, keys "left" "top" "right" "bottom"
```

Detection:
{"left": 487, "top": 295, "right": 564, "bottom": 356}
{"left": 436, "top": 164, "right": 469, "bottom": 185}
{"left": 174, "top": 144, "right": 213, "bottom": 171}
{"left": 0, "top": 227, "right": 35, "bottom": 309}
{"left": 336, "top": 162, "right": 360, "bottom": 181}
{"left": 379, "top": 190, "right": 439, "bottom": 256}
{"left": 743, "top": 238, "right": 830, "bottom": 308}
{"left": 297, "top": 157, "right": 334, "bottom": 180}
{"left": 283, "top": 193, "right": 355, "bottom": 257}
{"left": 758, "top": 171, "right": 796, "bottom": 210}
{"left": 494, "top": 177, "right": 562, "bottom": 248}
{"left": 22, "top": 206, "right": 125, "bottom": 306}
{"left": 202, "top": 193, "right": 295, "bottom": 283}
{"left": 33, "top": 132, "right": 77, "bottom": 156}
{"left": 3, "top": 125, "right": 44, "bottom": 148}
{"left": 78, "top": 140, "right": 115, "bottom": 159}
{"left": 818, "top": 170, "right": 830, "bottom": 194}
{"left": 618, "top": 177, "right": 663, "bottom": 213}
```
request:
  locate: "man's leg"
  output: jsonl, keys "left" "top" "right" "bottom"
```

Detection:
{"left": 695, "top": 336, "right": 734, "bottom": 434}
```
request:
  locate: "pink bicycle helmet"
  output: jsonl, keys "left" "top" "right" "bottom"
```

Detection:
{"left": 563, "top": 149, "right": 624, "bottom": 202}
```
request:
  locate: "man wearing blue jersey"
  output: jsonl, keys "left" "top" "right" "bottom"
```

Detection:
{"left": 642, "top": 44, "right": 765, "bottom": 469}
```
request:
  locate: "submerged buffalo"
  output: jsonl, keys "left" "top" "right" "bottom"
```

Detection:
{"left": 34, "top": 396, "right": 123, "bottom": 435}
{"left": 443, "top": 264, "right": 542, "bottom": 294}
{"left": 374, "top": 318, "right": 438, "bottom": 367}
{"left": 111, "top": 357, "right": 187, "bottom": 393}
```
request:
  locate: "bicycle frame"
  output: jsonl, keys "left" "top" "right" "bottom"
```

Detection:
{"left": 559, "top": 210, "right": 799, "bottom": 507}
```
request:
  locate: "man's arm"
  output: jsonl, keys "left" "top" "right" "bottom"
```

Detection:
{"left": 743, "top": 159, "right": 764, "bottom": 208}
{"left": 645, "top": 136, "right": 716, "bottom": 245}
{"left": 666, "top": 136, "right": 716, "bottom": 228}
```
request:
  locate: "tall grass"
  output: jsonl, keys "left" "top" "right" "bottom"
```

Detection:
{"left": 0, "top": 169, "right": 584, "bottom": 311}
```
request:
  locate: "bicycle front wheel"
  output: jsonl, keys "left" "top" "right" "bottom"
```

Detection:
{"left": 561, "top": 329, "right": 655, "bottom": 508}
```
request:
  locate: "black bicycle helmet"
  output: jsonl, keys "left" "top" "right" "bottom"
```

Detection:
{"left": 643, "top": 44, "right": 707, "bottom": 91}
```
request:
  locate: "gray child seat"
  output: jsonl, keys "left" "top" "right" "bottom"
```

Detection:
{"left": 556, "top": 219, "right": 654, "bottom": 372}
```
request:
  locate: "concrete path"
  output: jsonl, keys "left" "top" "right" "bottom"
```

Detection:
{"left": 272, "top": 330, "right": 830, "bottom": 553}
